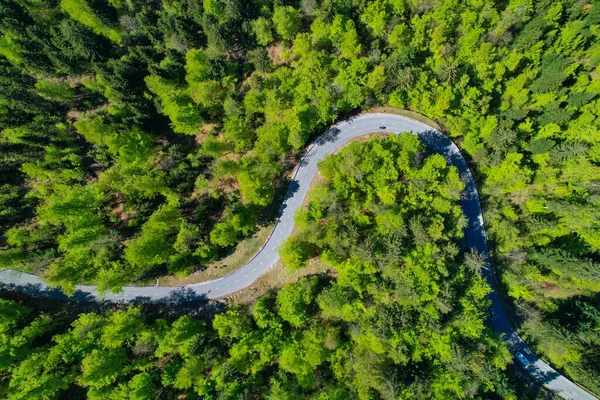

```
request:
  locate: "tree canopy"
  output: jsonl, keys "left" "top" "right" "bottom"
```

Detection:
{"left": 0, "top": 0, "right": 599, "bottom": 394}
{"left": 0, "top": 137, "right": 523, "bottom": 398}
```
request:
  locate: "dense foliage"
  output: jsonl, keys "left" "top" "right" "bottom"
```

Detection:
{"left": 0, "top": 0, "right": 599, "bottom": 393}
{"left": 1, "top": 138, "right": 518, "bottom": 399}
{"left": 276, "top": 135, "right": 513, "bottom": 397}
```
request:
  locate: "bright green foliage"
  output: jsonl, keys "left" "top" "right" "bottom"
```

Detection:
{"left": 0, "top": 299, "right": 55, "bottom": 377}
{"left": 223, "top": 116, "right": 255, "bottom": 152}
{"left": 276, "top": 277, "right": 319, "bottom": 327}
{"left": 74, "top": 117, "right": 154, "bottom": 166}
{"left": 360, "top": 0, "right": 394, "bottom": 37}
{"left": 190, "top": 80, "right": 223, "bottom": 115}
{"left": 111, "top": 373, "right": 155, "bottom": 400}
{"left": 124, "top": 201, "right": 182, "bottom": 276}
{"left": 213, "top": 309, "right": 251, "bottom": 340}
{"left": 8, "top": 352, "right": 73, "bottom": 400}
{"left": 272, "top": 6, "right": 301, "bottom": 40}
{"left": 101, "top": 308, "right": 145, "bottom": 349}
{"left": 156, "top": 316, "right": 205, "bottom": 358}
{"left": 484, "top": 153, "right": 532, "bottom": 195}
{"left": 279, "top": 236, "right": 312, "bottom": 270}
{"left": 60, "top": 0, "right": 122, "bottom": 43}
{"left": 0, "top": 32, "right": 25, "bottom": 65}
{"left": 330, "top": 16, "right": 362, "bottom": 59}
{"left": 34, "top": 184, "right": 116, "bottom": 294}
{"left": 210, "top": 206, "right": 256, "bottom": 247}
{"left": 184, "top": 48, "right": 225, "bottom": 115}
{"left": 0, "top": 301, "right": 223, "bottom": 399}
{"left": 185, "top": 49, "right": 211, "bottom": 83}
{"left": 35, "top": 80, "right": 74, "bottom": 103}
{"left": 279, "top": 324, "right": 336, "bottom": 387}
{"left": 236, "top": 158, "right": 282, "bottom": 206}
{"left": 145, "top": 75, "right": 203, "bottom": 135}
{"left": 0, "top": 125, "right": 537, "bottom": 398}
{"left": 271, "top": 136, "right": 510, "bottom": 397}
{"left": 0, "top": 0, "right": 599, "bottom": 392}
{"left": 252, "top": 17, "right": 274, "bottom": 46}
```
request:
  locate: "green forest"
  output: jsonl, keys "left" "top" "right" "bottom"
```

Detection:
{"left": 1, "top": 138, "right": 516, "bottom": 399}
{"left": 0, "top": 0, "right": 599, "bottom": 397}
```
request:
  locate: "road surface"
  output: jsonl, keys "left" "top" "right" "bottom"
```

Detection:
{"left": 0, "top": 113, "right": 596, "bottom": 399}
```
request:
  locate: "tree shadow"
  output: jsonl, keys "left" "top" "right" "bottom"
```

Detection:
{"left": 0, "top": 281, "right": 97, "bottom": 303}
{"left": 536, "top": 293, "right": 600, "bottom": 386}
{"left": 416, "top": 130, "right": 488, "bottom": 254}
{"left": 297, "top": 127, "right": 342, "bottom": 169}
{"left": 299, "top": 152, "right": 313, "bottom": 167}
{"left": 128, "top": 287, "right": 212, "bottom": 304}
{"left": 417, "top": 130, "right": 469, "bottom": 169}
{"left": 316, "top": 127, "right": 341, "bottom": 146}
{"left": 273, "top": 180, "right": 301, "bottom": 220}
{"left": 129, "top": 289, "right": 226, "bottom": 319}
{"left": 284, "top": 180, "right": 300, "bottom": 202}
{"left": 164, "top": 287, "right": 209, "bottom": 303}
{"left": 0, "top": 281, "right": 226, "bottom": 311}
{"left": 1, "top": 283, "right": 227, "bottom": 323}
{"left": 544, "top": 293, "right": 600, "bottom": 329}
{"left": 526, "top": 361, "right": 561, "bottom": 386}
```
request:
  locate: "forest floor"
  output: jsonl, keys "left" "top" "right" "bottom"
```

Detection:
{"left": 220, "top": 258, "right": 334, "bottom": 305}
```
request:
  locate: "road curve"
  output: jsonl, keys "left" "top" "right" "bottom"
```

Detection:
{"left": 0, "top": 113, "right": 596, "bottom": 399}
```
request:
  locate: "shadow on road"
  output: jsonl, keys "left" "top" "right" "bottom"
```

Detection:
{"left": 128, "top": 287, "right": 211, "bottom": 303}
{"left": 316, "top": 127, "right": 341, "bottom": 146}
{"left": 418, "top": 130, "right": 469, "bottom": 173}
{"left": 299, "top": 152, "right": 312, "bottom": 167}
{"left": 0, "top": 282, "right": 97, "bottom": 302}
{"left": 527, "top": 362, "right": 561, "bottom": 385}
{"left": 165, "top": 287, "right": 210, "bottom": 303}
{"left": 284, "top": 180, "right": 300, "bottom": 201}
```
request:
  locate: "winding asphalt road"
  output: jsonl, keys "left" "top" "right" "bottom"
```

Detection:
{"left": 0, "top": 113, "right": 596, "bottom": 399}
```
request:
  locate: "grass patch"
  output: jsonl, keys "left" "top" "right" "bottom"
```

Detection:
{"left": 222, "top": 258, "right": 334, "bottom": 305}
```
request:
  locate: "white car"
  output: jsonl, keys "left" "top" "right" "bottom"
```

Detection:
{"left": 515, "top": 351, "right": 530, "bottom": 367}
